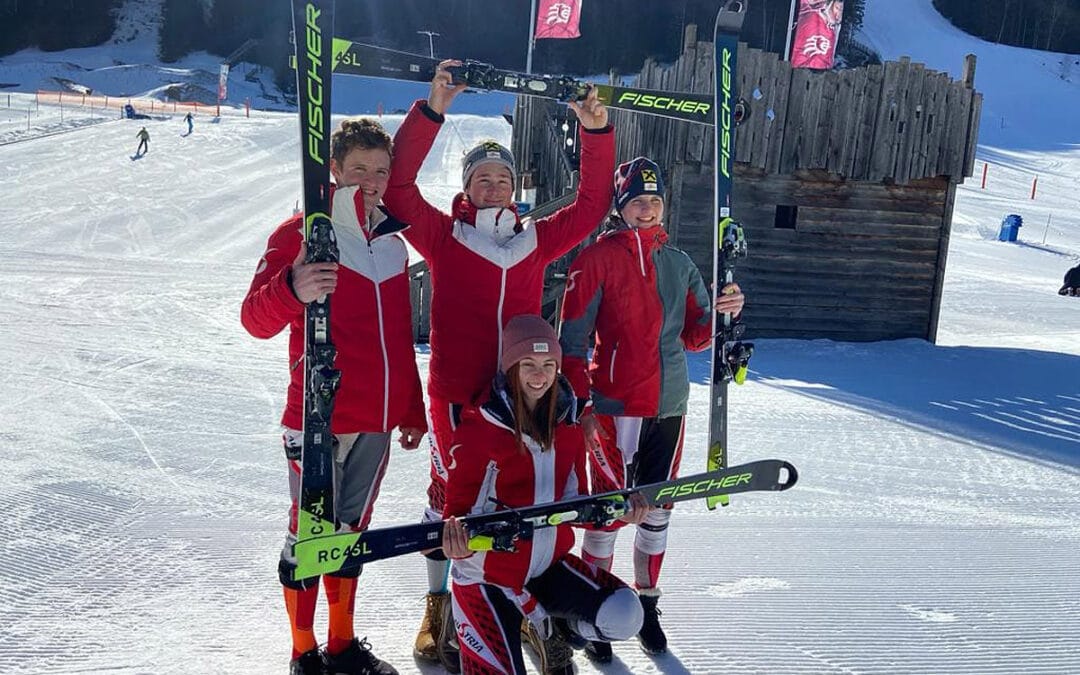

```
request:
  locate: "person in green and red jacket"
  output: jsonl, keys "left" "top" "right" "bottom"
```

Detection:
{"left": 558, "top": 156, "right": 745, "bottom": 661}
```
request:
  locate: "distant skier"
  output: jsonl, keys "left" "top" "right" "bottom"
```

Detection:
{"left": 135, "top": 127, "right": 149, "bottom": 156}
{"left": 184, "top": 112, "right": 193, "bottom": 135}
{"left": 1060, "top": 262, "right": 1080, "bottom": 296}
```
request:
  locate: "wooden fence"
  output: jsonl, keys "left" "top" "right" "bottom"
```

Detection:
{"left": 596, "top": 25, "right": 982, "bottom": 187}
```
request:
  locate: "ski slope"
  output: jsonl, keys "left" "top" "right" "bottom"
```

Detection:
{"left": 860, "top": 0, "right": 1080, "bottom": 151}
{"left": 1, "top": 1, "right": 1079, "bottom": 673}
{"left": 1, "top": 97, "right": 1078, "bottom": 675}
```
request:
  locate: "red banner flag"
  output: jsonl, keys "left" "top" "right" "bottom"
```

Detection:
{"left": 791, "top": 0, "right": 844, "bottom": 70}
{"left": 218, "top": 63, "right": 230, "bottom": 100}
{"left": 534, "top": 0, "right": 582, "bottom": 40}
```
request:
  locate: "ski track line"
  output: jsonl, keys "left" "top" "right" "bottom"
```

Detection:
{"left": 68, "top": 384, "right": 207, "bottom": 511}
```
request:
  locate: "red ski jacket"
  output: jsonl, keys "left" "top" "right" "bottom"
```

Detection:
{"left": 383, "top": 100, "right": 615, "bottom": 404}
{"left": 559, "top": 223, "right": 713, "bottom": 418}
{"left": 443, "top": 375, "right": 588, "bottom": 592}
{"left": 241, "top": 186, "right": 427, "bottom": 435}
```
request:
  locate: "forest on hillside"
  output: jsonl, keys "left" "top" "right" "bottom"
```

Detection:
{"left": 3, "top": 0, "right": 1076, "bottom": 89}
{"left": 153, "top": 0, "right": 871, "bottom": 87}
{"left": 933, "top": 0, "right": 1080, "bottom": 52}
{"left": 1, "top": 0, "right": 867, "bottom": 84}
{"left": 0, "top": 0, "right": 120, "bottom": 54}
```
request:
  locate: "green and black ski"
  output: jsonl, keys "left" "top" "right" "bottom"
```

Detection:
{"left": 707, "top": 0, "right": 754, "bottom": 510}
{"left": 292, "top": 0, "right": 339, "bottom": 543}
{"left": 329, "top": 39, "right": 714, "bottom": 126}
{"left": 292, "top": 459, "right": 797, "bottom": 580}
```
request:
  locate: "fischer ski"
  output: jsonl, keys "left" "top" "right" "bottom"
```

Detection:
{"left": 292, "top": 459, "right": 797, "bottom": 580}
{"left": 707, "top": 0, "right": 753, "bottom": 510}
{"left": 329, "top": 39, "right": 714, "bottom": 126}
{"left": 292, "top": 0, "right": 339, "bottom": 542}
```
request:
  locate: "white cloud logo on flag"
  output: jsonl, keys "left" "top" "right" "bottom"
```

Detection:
{"left": 534, "top": 0, "right": 582, "bottom": 39}
{"left": 802, "top": 35, "right": 832, "bottom": 58}
{"left": 545, "top": 3, "right": 572, "bottom": 25}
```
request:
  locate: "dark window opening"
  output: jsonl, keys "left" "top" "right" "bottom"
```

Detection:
{"left": 775, "top": 204, "right": 798, "bottom": 230}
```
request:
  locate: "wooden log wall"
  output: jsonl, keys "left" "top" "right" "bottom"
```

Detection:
{"left": 508, "top": 24, "right": 983, "bottom": 343}
{"left": 595, "top": 26, "right": 983, "bottom": 186}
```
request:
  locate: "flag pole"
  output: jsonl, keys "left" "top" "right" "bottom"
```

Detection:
{"left": 783, "top": 0, "right": 798, "bottom": 62}
{"left": 526, "top": 0, "right": 537, "bottom": 74}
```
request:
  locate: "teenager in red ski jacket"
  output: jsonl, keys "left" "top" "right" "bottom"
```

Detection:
{"left": 558, "top": 157, "right": 745, "bottom": 659}
{"left": 241, "top": 119, "right": 425, "bottom": 675}
{"left": 380, "top": 59, "right": 614, "bottom": 668}
{"left": 441, "top": 315, "right": 644, "bottom": 675}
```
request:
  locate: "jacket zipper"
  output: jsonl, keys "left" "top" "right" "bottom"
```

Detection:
{"left": 609, "top": 343, "right": 618, "bottom": 383}
{"left": 370, "top": 242, "right": 391, "bottom": 431}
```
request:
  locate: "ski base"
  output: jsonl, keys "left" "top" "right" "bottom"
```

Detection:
{"left": 292, "top": 0, "right": 339, "bottom": 541}
{"left": 329, "top": 40, "right": 713, "bottom": 125}
{"left": 293, "top": 459, "right": 796, "bottom": 580}
{"left": 707, "top": 0, "right": 750, "bottom": 511}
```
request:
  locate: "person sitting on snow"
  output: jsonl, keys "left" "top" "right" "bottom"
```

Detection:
{"left": 1060, "top": 262, "right": 1080, "bottom": 296}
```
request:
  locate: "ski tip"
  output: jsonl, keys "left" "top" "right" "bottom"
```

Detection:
{"left": 776, "top": 461, "right": 799, "bottom": 491}
{"left": 722, "top": 0, "right": 747, "bottom": 15}
{"left": 716, "top": 0, "right": 748, "bottom": 31}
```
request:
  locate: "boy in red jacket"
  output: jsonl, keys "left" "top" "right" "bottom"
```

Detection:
{"left": 441, "top": 315, "right": 645, "bottom": 675}
{"left": 241, "top": 118, "right": 426, "bottom": 675}
{"left": 559, "top": 157, "right": 745, "bottom": 660}
{"left": 381, "top": 60, "right": 614, "bottom": 672}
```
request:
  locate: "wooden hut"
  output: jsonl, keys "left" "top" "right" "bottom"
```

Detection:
{"left": 510, "top": 26, "right": 983, "bottom": 343}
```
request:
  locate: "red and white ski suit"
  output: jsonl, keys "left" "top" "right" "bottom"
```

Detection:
{"left": 444, "top": 376, "right": 640, "bottom": 674}
{"left": 241, "top": 188, "right": 427, "bottom": 435}
{"left": 242, "top": 187, "right": 428, "bottom": 579}
{"left": 559, "top": 222, "right": 713, "bottom": 589}
{"left": 382, "top": 100, "right": 615, "bottom": 513}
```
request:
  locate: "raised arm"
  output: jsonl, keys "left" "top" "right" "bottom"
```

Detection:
{"left": 535, "top": 88, "right": 616, "bottom": 260}
{"left": 382, "top": 61, "right": 468, "bottom": 258}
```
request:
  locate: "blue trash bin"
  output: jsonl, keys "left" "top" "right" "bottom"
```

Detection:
{"left": 998, "top": 214, "right": 1023, "bottom": 242}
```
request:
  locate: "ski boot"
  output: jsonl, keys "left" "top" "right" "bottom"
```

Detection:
{"left": 522, "top": 618, "right": 575, "bottom": 674}
{"left": 584, "top": 640, "right": 613, "bottom": 663}
{"left": 413, "top": 592, "right": 448, "bottom": 662}
{"left": 638, "top": 593, "right": 668, "bottom": 655}
{"left": 290, "top": 648, "right": 325, "bottom": 675}
{"left": 436, "top": 592, "right": 461, "bottom": 674}
{"left": 322, "top": 637, "right": 397, "bottom": 675}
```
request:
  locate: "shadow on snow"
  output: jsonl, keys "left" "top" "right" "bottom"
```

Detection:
{"left": 688, "top": 338, "right": 1080, "bottom": 471}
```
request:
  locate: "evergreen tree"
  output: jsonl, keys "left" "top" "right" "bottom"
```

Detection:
{"left": 0, "top": 0, "right": 120, "bottom": 56}
{"left": 159, "top": 0, "right": 208, "bottom": 62}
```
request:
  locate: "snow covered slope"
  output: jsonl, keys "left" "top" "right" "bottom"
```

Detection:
{"left": 0, "top": 0, "right": 513, "bottom": 116}
{"left": 0, "top": 1, "right": 1078, "bottom": 673}
{"left": 861, "top": 0, "right": 1080, "bottom": 150}
{"left": 1, "top": 99, "right": 1078, "bottom": 675}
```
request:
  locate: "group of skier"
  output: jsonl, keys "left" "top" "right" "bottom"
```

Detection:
{"left": 242, "top": 59, "right": 744, "bottom": 675}
{"left": 131, "top": 113, "right": 194, "bottom": 156}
